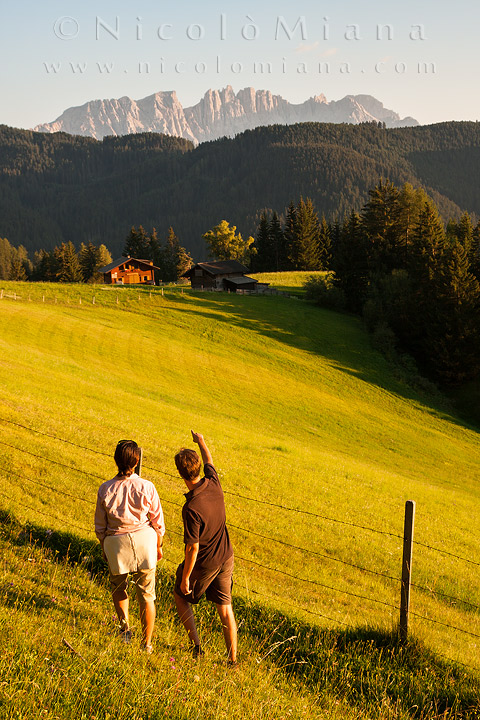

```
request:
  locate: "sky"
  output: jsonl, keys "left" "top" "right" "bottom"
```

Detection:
{"left": 1, "top": 0, "right": 479, "bottom": 129}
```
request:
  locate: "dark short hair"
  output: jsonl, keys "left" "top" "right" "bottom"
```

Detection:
{"left": 114, "top": 440, "right": 140, "bottom": 477}
{"left": 175, "top": 447, "right": 201, "bottom": 482}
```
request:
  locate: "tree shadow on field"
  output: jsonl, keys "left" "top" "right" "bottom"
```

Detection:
{"left": 171, "top": 292, "right": 478, "bottom": 432}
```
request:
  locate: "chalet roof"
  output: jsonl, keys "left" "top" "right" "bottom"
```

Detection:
{"left": 98, "top": 256, "right": 160, "bottom": 273}
{"left": 223, "top": 276, "right": 258, "bottom": 286}
{"left": 183, "top": 260, "right": 250, "bottom": 277}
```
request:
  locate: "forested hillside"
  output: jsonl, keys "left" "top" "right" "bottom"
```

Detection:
{"left": 1, "top": 121, "right": 479, "bottom": 258}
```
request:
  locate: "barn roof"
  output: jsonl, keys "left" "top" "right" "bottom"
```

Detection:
{"left": 223, "top": 276, "right": 258, "bottom": 286}
{"left": 183, "top": 260, "right": 250, "bottom": 277}
{"left": 98, "top": 256, "right": 160, "bottom": 273}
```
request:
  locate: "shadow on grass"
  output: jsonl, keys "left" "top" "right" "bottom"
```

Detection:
{"left": 236, "top": 598, "right": 480, "bottom": 720}
{"left": 169, "top": 292, "right": 480, "bottom": 434}
{"left": 2, "top": 509, "right": 478, "bottom": 720}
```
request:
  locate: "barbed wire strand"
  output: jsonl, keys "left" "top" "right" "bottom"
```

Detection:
{"left": 6, "top": 458, "right": 480, "bottom": 614}
{"left": 0, "top": 418, "right": 406, "bottom": 541}
{"left": 0, "top": 490, "right": 92, "bottom": 535}
{"left": 235, "top": 554, "right": 399, "bottom": 610}
{"left": 1, "top": 492, "right": 479, "bottom": 644}
{"left": 6, "top": 460, "right": 480, "bottom": 614}
{"left": 410, "top": 611, "right": 480, "bottom": 640}
{"left": 2, "top": 415, "right": 480, "bottom": 569}
{"left": 8, "top": 469, "right": 419, "bottom": 592}
{"left": 4, "top": 418, "right": 480, "bottom": 573}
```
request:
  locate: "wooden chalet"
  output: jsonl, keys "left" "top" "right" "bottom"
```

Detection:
{"left": 98, "top": 256, "right": 160, "bottom": 285}
{"left": 182, "top": 260, "right": 259, "bottom": 292}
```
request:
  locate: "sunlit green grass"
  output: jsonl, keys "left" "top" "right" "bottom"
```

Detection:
{"left": 0, "top": 280, "right": 479, "bottom": 679}
{"left": 1, "top": 516, "right": 478, "bottom": 720}
{"left": 250, "top": 271, "right": 326, "bottom": 295}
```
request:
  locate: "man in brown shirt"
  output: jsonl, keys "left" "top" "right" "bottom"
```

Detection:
{"left": 174, "top": 431, "right": 237, "bottom": 665}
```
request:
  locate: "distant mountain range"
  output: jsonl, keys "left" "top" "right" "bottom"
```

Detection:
{"left": 34, "top": 86, "right": 418, "bottom": 143}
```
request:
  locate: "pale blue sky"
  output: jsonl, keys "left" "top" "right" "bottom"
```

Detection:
{"left": 1, "top": 0, "right": 479, "bottom": 129}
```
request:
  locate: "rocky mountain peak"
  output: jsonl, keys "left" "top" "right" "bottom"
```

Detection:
{"left": 35, "top": 87, "right": 418, "bottom": 142}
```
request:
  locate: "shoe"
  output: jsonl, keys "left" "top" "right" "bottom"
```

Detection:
{"left": 192, "top": 645, "right": 204, "bottom": 659}
{"left": 118, "top": 628, "right": 133, "bottom": 644}
{"left": 142, "top": 644, "right": 153, "bottom": 655}
{"left": 227, "top": 659, "right": 239, "bottom": 669}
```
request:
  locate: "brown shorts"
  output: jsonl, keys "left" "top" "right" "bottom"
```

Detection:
{"left": 110, "top": 567, "right": 156, "bottom": 602}
{"left": 174, "top": 554, "right": 234, "bottom": 605}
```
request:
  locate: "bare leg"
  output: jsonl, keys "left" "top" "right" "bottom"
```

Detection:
{"left": 215, "top": 603, "right": 237, "bottom": 662}
{"left": 174, "top": 591, "right": 201, "bottom": 647}
{"left": 137, "top": 595, "right": 156, "bottom": 648}
{"left": 112, "top": 588, "right": 129, "bottom": 630}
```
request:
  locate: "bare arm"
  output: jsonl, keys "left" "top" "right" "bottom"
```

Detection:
{"left": 180, "top": 542, "right": 199, "bottom": 595}
{"left": 191, "top": 431, "right": 213, "bottom": 466}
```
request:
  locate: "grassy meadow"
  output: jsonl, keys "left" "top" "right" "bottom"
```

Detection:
{"left": 1, "top": 279, "right": 479, "bottom": 718}
{"left": 250, "top": 271, "right": 326, "bottom": 296}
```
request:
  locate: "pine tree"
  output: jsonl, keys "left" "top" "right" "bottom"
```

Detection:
{"left": 253, "top": 212, "right": 272, "bottom": 271}
{"left": 79, "top": 242, "right": 113, "bottom": 282}
{"left": 54, "top": 242, "right": 83, "bottom": 283}
{"left": 470, "top": 221, "right": 480, "bottom": 279}
{"left": 270, "top": 211, "right": 287, "bottom": 271}
{"left": 283, "top": 202, "right": 297, "bottom": 270}
{"left": 455, "top": 212, "right": 474, "bottom": 256}
{"left": 79, "top": 242, "right": 99, "bottom": 282}
{"left": 395, "top": 183, "right": 429, "bottom": 268}
{"left": 291, "top": 198, "right": 321, "bottom": 270}
{"left": 9, "top": 246, "right": 29, "bottom": 281}
{"left": 148, "top": 228, "right": 162, "bottom": 268}
{"left": 333, "top": 211, "right": 368, "bottom": 311}
{"left": 425, "top": 240, "right": 480, "bottom": 382}
{"left": 31, "top": 249, "right": 59, "bottom": 282}
{"left": 0, "top": 238, "right": 12, "bottom": 280}
{"left": 361, "top": 180, "right": 400, "bottom": 274}
{"left": 409, "top": 199, "right": 447, "bottom": 283}
{"left": 162, "top": 227, "right": 193, "bottom": 282}
{"left": 98, "top": 244, "right": 113, "bottom": 268}
{"left": 123, "top": 226, "right": 150, "bottom": 259}
{"left": 318, "top": 215, "right": 332, "bottom": 270}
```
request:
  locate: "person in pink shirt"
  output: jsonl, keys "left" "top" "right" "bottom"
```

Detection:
{"left": 95, "top": 440, "right": 165, "bottom": 653}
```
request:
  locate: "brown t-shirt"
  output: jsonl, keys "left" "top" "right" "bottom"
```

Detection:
{"left": 182, "top": 463, "right": 233, "bottom": 569}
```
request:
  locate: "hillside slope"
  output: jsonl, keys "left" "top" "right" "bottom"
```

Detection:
{"left": 0, "top": 121, "right": 479, "bottom": 256}
{"left": 0, "top": 281, "right": 479, "bottom": 683}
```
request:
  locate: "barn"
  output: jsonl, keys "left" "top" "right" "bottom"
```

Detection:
{"left": 182, "top": 260, "right": 259, "bottom": 292}
{"left": 98, "top": 256, "right": 160, "bottom": 285}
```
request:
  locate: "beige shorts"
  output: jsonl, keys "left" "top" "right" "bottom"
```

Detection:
{"left": 109, "top": 567, "right": 156, "bottom": 602}
{"left": 104, "top": 527, "right": 157, "bottom": 602}
{"left": 103, "top": 527, "right": 157, "bottom": 575}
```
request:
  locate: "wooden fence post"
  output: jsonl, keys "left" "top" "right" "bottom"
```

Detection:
{"left": 400, "top": 500, "right": 416, "bottom": 642}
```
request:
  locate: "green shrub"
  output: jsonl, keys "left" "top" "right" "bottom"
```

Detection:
{"left": 304, "top": 273, "right": 346, "bottom": 310}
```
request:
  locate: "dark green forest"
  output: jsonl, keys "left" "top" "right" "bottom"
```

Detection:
{"left": 1, "top": 121, "right": 479, "bottom": 258}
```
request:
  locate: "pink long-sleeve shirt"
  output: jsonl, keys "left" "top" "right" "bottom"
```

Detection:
{"left": 94, "top": 473, "right": 165, "bottom": 542}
